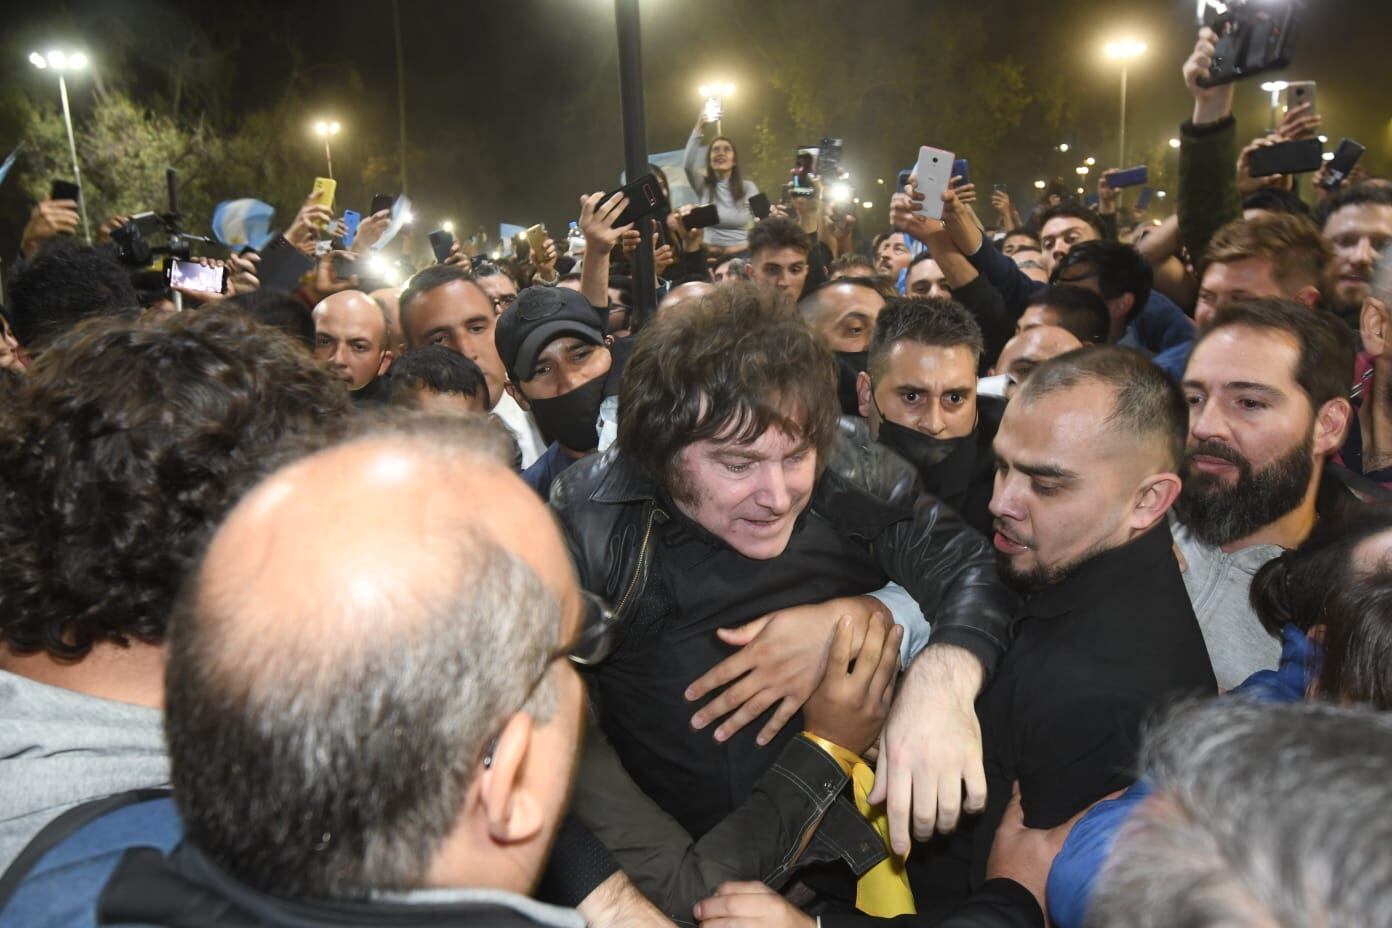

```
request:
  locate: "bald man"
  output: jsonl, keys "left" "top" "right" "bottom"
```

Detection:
{"left": 312, "top": 290, "right": 394, "bottom": 402}
{"left": 657, "top": 281, "right": 716, "bottom": 316}
{"left": 987, "top": 325, "right": 1084, "bottom": 399}
{"left": 798, "top": 278, "right": 888, "bottom": 353}
{"left": 113, "top": 415, "right": 668, "bottom": 925}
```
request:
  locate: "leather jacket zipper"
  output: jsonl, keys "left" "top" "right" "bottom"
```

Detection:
{"left": 614, "top": 504, "right": 662, "bottom": 621}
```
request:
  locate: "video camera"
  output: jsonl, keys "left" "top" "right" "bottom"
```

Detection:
{"left": 110, "top": 168, "right": 223, "bottom": 302}
{"left": 1196, "top": 0, "right": 1297, "bottom": 87}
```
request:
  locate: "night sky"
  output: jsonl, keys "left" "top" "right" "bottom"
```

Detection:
{"left": 4, "top": 0, "right": 1390, "bottom": 242}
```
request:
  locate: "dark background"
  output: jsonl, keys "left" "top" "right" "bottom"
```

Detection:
{"left": 2, "top": 0, "right": 1388, "bottom": 256}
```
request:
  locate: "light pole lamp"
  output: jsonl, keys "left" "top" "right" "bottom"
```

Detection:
{"left": 313, "top": 119, "right": 341, "bottom": 179}
{"left": 1104, "top": 39, "right": 1147, "bottom": 168}
{"left": 29, "top": 49, "right": 92, "bottom": 243}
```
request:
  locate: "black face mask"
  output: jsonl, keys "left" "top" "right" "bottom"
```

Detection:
{"left": 528, "top": 374, "right": 606, "bottom": 453}
{"left": 871, "top": 387, "right": 976, "bottom": 474}
{"left": 834, "top": 351, "right": 869, "bottom": 417}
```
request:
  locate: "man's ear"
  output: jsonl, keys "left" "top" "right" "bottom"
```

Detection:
{"left": 1314, "top": 397, "right": 1354, "bottom": 457}
{"left": 856, "top": 370, "right": 874, "bottom": 420}
{"left": 1132, "top": 471, "right": 1182, "bottom": 533}
{"left": 504, "top": 379, "right": 530, "bottom": 412}
{"left": 476, "top": 712, "right": 545, "bottom": 846}
{"left": 1362, "top": 296, "right": 1389, "bottom": 359}
{"left": 1108, "top": 293, "right": 1135, "bottom": 321}
{"left": 377, "top": 348, "right": 394, "bottom": 377}
{"left": 1294, "top": 285, "right": 1322, "bottom": 310}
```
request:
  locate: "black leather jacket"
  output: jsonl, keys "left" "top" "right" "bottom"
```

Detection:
{"left": 551, "top": 417, "right": 1016, "bottom": 673}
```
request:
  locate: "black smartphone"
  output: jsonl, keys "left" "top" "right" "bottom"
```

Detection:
{"left": 331, "top": 253, "right": 360, "bottom": 280}
{"left": 369, "top": 193, "right": 395, "bottom": 216}
{"left": 429, "top": 229, "right": 454, "bottom": 263}
{"left": 1248, "top": 138, "right": 1324, "bottom": 178}
{"left": 1320, "top": 138, "right": 1366, "bottom": 190}
{"left": 684, "top": 204, "right": 721, "bottom": 229}
{"left": 166, "top": 258, "right": 228, "bottom": 295}
{"left": 1108, "top": 166, "right": 1149, "bottom": 188}
{"left": 603, "top": 173, "right": 670, "bottom": 228}
{"left": 749, "top": 193, "right": 771, "bottom": 220}
{"left": 257, "top": 235, "right": 316, "bottom": 293}
{"left": 1197, "top": 0, "right": 1296, "bottom": 87}
{"left": 50, "top": 179, "right": 80, "bottom": 202}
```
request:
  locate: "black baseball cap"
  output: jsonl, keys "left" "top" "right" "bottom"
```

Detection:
{"left": 495, "top": 286, "right": 606, "bottom": 383}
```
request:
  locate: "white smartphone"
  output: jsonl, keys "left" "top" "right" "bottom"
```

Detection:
{"left": 913, "top": 145, "right": 955, "bottom": 220}
{"left": 1284, "top": 81, "right": 1316, "bottom": 119}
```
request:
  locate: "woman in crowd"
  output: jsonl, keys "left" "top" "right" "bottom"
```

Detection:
{"left": 682, "top": 107, "right": 760, "bottom": 260}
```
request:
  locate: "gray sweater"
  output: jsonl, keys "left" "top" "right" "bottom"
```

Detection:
{"left": 1171, "top": 515, "right": 1284, "bottom": 691}
{"left": 682, "top": 128, "right": 760, "bottom": 250}
{"left": 0, "top": 671, "right": 168, "bottom": 869}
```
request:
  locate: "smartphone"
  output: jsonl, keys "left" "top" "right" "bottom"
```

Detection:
{"left": 1108, "top": 166, "right": 1149, "bottom": 189}
{"left": 685, "top": 204, "right": 722, "bottom": 229}
{"left": 429, "top": 229, "right": 455, "bottom": 263}
{"left": 525, "top": 224, "right": 549, "bottom": 262}
{"left": 50, "top": 179, "right": 81, "bottom": 202}
{"left": 1320, "top": 138, "right": 1366, "bottom": 190}
{"left": 1197, "top": 0, "right": 1295, "bottom": 87}
{"left": 749, "top": 193, "right": 771, "bottom": 220}
{"left": 913, "top": 145, "right": 955, "bottom": 221}
{"left": 257, "top": 235, "right": 316, "bottom": 292}
{"left": 310, "top": 177, "right": 336, "bottom": 211}
{"left": 1248, "top": 138, "right": 1324, "bottom": 178}
{"left": 951, "top": 158, "right": 970, "bottom": 185}
{"left": 340, "top": 209, "right": 362, "bottom": 248}
{"left": 1135, "top": 187, "right": 1155, "bottom": 211}
{"left": 603, "top": 173, "right": 670, "bottom": 228}
{"left": 1284, "top": 81, "right": 1316, "bottom": 119}
{"left": 331, "top": 253, "right": 361, "bottom": 280}
{"left": 896, "top": 168, "right": 913, "bottom": 194}
{"left": 166, "top": 258, "right": 228, "bottom": 295}
{"left": 369, "top": 193, "right": 395, "bottom": 216}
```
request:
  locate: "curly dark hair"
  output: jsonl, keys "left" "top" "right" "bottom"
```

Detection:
{"left": 618, "top": 282, "right": 838, "bottom": 499}
{"left": 7, "top": 242, "right": 138, "bottom": 351}
{"left": 0, "top": 306, "right": 351, "bottom": 658}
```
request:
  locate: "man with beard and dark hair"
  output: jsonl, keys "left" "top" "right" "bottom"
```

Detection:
{"left": 856, "top": 298, "right": 1001, "bottom": 535}
{"left": 495, "top": 287, "right": 615, "bottom": 500}
{"left": 1175, "top": 299, "right": 1357, "bottom": 689}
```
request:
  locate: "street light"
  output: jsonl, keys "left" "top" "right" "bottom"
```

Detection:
{"left": 28, "top": 48, "right": 92, "bottom": 243}
{"left": 1076, "top": 165, "right": 1090, "bottom": 175}
{"left": 1104, "top": 38, "right": 1147, "bottom": 166}
{"left": 1169, "top": 138, "right": 1181, "bottom": 149}
{"left": 1034, "top": 180, "right": 1047, "bottom": 190}
{"left": 442, "top": 220, "right": 455, "bottom": 233}
{"left": 1084, "top": 156, "right": 1097, "bottom": 166}
{"left": 698, "top": 82, "right": 735, "bottom": 135}
{"left": 313, "top": 119, "right": 342, "bottom": 179}
{"left": 861, "top": 201, "right": 874, "bottom": 210}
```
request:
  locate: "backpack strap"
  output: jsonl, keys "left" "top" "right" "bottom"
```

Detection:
{"left": 0, "top": 788, "right": 172, "bottom": 913}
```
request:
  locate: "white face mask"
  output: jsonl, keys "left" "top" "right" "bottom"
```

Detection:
{"left": 977, "top": 373, "right": 1015, "bottom": 398}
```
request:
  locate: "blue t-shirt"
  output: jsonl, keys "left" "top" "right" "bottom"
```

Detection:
{"left": 522, "top": 442, "right": 578, "bottom": 501}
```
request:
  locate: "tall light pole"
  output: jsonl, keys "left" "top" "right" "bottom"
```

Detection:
{"left": 699, "top": 82, "right": 735, "bottom": 136}
{"left": 313, "top": 119, "right": 341, "bottom": 179}
{"left": 1104, "top": 39, "right": 1147, "bottom": 167}
{"left": 29, "top": 49, "right": 91, "bottom": 243}
{"left": 615, "top": 0, "right": 655, "bottom": 327}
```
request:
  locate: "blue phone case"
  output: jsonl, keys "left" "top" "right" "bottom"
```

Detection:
{"left": 1135, "top": 187, "right": 1154, "bottom": 210}
{"left": 952, "top": 158, "right": 970, "bottom": 185}
{"left": 1109, "top": 166, "right": 1148, "bottom": 189}
{"left": 341, "top": 209, "right": 362, "bottom": 247}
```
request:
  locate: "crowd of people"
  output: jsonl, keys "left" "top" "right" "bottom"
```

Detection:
{"left": 1, "top": 17, "right": 1391, "bottom": 928}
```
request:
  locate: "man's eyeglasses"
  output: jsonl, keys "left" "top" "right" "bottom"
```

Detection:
{"left": 482, "top": 591, "right": 617, "bottom": 769}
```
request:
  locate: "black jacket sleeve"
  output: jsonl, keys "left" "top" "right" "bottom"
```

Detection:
{"left": 951, "top": 275, "right": 1014, "bottom": 372}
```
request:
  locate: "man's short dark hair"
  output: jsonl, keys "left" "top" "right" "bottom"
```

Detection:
{"left": 0, "top": 308, "right": 349, "bottom": 659}
{"left": 1036, "top": 203, "right": 1105, "bottom": 239}
{"left": 748, "top": 216, "right": 811, "bottom": 261}
{"left": 1027, "top": 284, "right": 1111, "bottom": 344}
{"left": 1017, "top": 345, "right": 1187, "bottom": 471}
{"left": 618, "top": 282, "right": 838, "bottom": 497}
{"left": 1242, "top": 187, "right": 1313, "bottom": 219}
{"left": 1194, "top": 298, "right": 1355, "bottom": 412}
{"left": 388, "top": 345, "right": 487, "bottom": 405}
{"left": 869, "top": 298, "right": 984, "bottom": 380}
{"left": 1203, "top": 213, "right": 1332, "bottom": 294}
{"left": 1054, "top": 240, "right": 1154, "bottom": 324}
{"left": 1003, "top": 228, "right": 1040, "bottom": 248}
{"left": 1315, "top": 180, "right": 1392, "bottom": 227}
{"left": 399, "top": 265, "right": 487, "bottom": 343}
{"left": 219, "top": 289, "right": 316, "bottom": 350}
{"left": 830, "top": 253, "right": 877, "bottom": 277}
{"left": 798, "top": 277, "right": 889, "bottom": 332}
{"left": 7, "top": 243, "right": 138, "bottom": 350}
{"left": 166, "top": 417, "right": 558, "bottom": 900}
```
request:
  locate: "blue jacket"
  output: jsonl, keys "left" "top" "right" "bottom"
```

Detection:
{"left": 966, "top": 239, "right": 1195, "bottom": 373}
{"left": 1045, "top": 624, "right": 1315, "bottom": 928}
